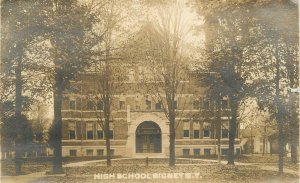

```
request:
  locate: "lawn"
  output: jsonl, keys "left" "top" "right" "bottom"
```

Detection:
{"left": 1, "top": 156, "right": 118, "bottom": 176}
{"left": 2, "top": 155, "right": 299, "bottom": 183}
{"left": 31, "top": 164, "right": 299, "bottom": 183}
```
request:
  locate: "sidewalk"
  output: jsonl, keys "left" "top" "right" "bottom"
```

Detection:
{"left": 1, "top": 171, "right": 46, "bottom": 183}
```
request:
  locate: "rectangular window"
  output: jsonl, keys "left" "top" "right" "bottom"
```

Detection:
{"left": 96, "top": 100, "right": 103, "bottom": 110}
{"left": 155, "top": 101, "right": 162, "bottom": 110}
{"left": 203, "top": 127, "right": 210, "bottom": 138}
{"left": 119, "top": 101, "right": 125, "bottom": 110}
{"left": 194, "top": 149, "right": 200, "bottom": 157}
{"left": 222, "top": 128, "right": 229, "bottom": 138}
{"left": 194, "top": 130, "right": 200, "bottom": 139}
{"left": 221, "top": 149, "right": 228, "bottom": 155}
{"left": 146, "top": 100, "right": 151, "bottom": 110}
{"left": 203, "top": 99, "right": 209, "bottom": 110}
{"left": 221, "top": 99, "right": 228, "bottom": 109}
{"left": 109, "top": 130, "right": 114, "bottom": 139}
{"left": 86, "top": 123, "right": 94, "bottom": 140}
{"left": 69, "top": 100, "right": 76, "bottom": 110}
{"left": 183, "top": 130, "right": 190, "bottom": 138}
{"left": 173, "top": 100, "right": 177, "bottom": 109}
{"left": 204, "top": 149, "right": 211, "bottom": 155}
{"left": 87, "top": 100, "right": 94, "bottom": 110}
{"left": 110, "top": 149, "right": 115, "bottom": 156}
{"left": 97, "top": 149, "right": 104, "bottom": 156}
{"left": 260, "top": 137, "right": 263, "bottom": 143}
{"left": 68, "top": 122, "right": 76, "bottom": 140}
{"left": 183, "top": 122, "right": 190, "bottom": 138}
{"left": 97, "top": 130, "right": 103, "bottom": 139}
{"left": 236, "top": 148, "right": 241, "bottom": 155}
{"left": 86, "top": 149, "right": 93, "bottom": 156}
{"left": 193, "top": 100, "right": 200, "bottom": 110}
{"left": 183, "top": 149, "right": 190, "bottom": 156}
{"left": 69, "top": 150, "right": 77, "bottom": 156}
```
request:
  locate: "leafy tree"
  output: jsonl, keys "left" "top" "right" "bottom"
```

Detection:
{"left": 249, "top": 1, "right": 297, "bottom": 176}
{"left": 1, "top": 0, "right": 51, "bottom": 174}
{"left": 44, "top": 0, "right": 96, "bottom": 173}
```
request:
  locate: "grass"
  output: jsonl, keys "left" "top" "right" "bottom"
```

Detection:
{"left": 1, "top": 156, "right": 121, "bottom": 176}
{"left": 31, "top": 164, "right": 299, "bottom": 183}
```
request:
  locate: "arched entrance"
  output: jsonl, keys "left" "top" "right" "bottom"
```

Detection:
{"left": 135, "top": 121, "right": 162, "bottom": 153}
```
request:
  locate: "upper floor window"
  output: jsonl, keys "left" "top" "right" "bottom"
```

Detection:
{"left": 120, "top": 94, "right": 126, "bottom": 110}
{"left": 68, "top": 122, "right": 76, "bottom": 139}
{"left": 221, "top": 96, "right": 229, "bottom": 109}
{"left": 107, "top": 123, "right": 114, "bottom": 139}
{"left": 193, "top": 100, "right": 200, "bottom": 110}
{"left": 96, "top": 100, "right": 103, "bottom": 110}
{"left": 222, "top": 128, "right": 229, "bottom": 138}
{"left": 145, "top": 95, "right": 151, "bottom": 110}
{"left": 155, "top": 101, "right": 162, "bottom": 110}
{"left": 87, "top": 100, "right": 94, "bottom": 111}
{"left": 203, "top": 99, "right": 210, "bottom": 110}
{"left": 128, "top": 69, "right": 135, "bottom": 82}
{"left": 173, "top": 100, "right": 177, "bottom": 109}
{"left": 86, "top": 123, "right": 94, "bottom": 140}
{"left": 193, "top": 122, "right": 200, "bottom": 139}
{"left": 69, "top": 100, "right": 76, "bottom": 110}
{"left": 97, "top": 124, "right": 103, "bottom": 139}
{"left": 203, "top": 123, "right": 210, "bottom": 138}
{"left": 183, "top": 122, "right": 190, "bottom": 138}
{"left": 119, "top": 101, "right": 125, "bottom": 110}
{"left": 135, "top": 93, "right": 141, "bottom": 110}
{"left": 222, "top": 122, "right": 229, "bottom": 138}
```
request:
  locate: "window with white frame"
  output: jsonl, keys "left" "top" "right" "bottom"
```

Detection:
{"left": 193, "top": 99, "right": 200, "bottom": 110}
{"left": 68, "top": 122, "right": 76, "bottom": 140}
{"left": 96, "top": 99, "right": 103, "bottom": 110}
{"left": 119, "top": 94, "right": 126, "bottom": 110}
{"left": 97, "top": 123, "right": 103, "bottom": 139}
{"left": 183, "top": 149, "right": 190, "bottom": 156}
{"left": 135, "top": 93, "right": 141, "bottom": 110}
{"left": 193, "top": 122, "right": 200, "bottom": 139}
{"left": 221, "top": 96, "right": 229, "bottom": 109}
{"left": 203, "top": 122, "right": 210, "bottom": 138}
{"left": 155, "top": 100, "right": 162, "bottom": 110}
{"left": 128, "top": 69, "right": 135, "bottom": 82}
{"left": 86, "top": 149, "right": 93, "bottom": 156}
{"left": 221, "top": 122, "right": 229, "bottom": 138}
{"left": 145, "top": 95, "right": 151, "bottom": 110}
{"left": 69, "top": 100, "right": 76, "bottom": 110}
{"left": 69, "top": 149, "right": 77, "bottom": 156}
{"left": 87, "top": 99, "right": 94, "bottom": 110}
{"left": 86, "top": 123, "right": 94, "bottom": 140}
{"left": 183, "top": 122, "right": 190, "bottom": 138}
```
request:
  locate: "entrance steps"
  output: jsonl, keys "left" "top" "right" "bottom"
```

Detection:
{"left": 133, "top": 153, "right": 167, "bottom": 158}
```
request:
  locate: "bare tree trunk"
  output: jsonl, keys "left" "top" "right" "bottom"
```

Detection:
{"left": 15, "top": 55, "right": 23, "bottom": 175}
{"left": 104, "top": 55, "right": 111, "bottom": 166}
{"left": 169, "top": 111, "right": 176, "bottom": 166}
{"left": 227, "top": 96, "right": 238, "bottom": 165}
{"left": 104, "top": 101, "right": 111, "bottom": 166}
{"left": 290, "top": 106, "right": 298, "bottom": 164}
{"left": 216, "top": 99, "right": 221, "bottom": 164}
{"left": 275, "top": 44, "right": 284, "bottom": 176}
{"left": 277, "top": 119, "right": 284, "bottom": 176}
{"left": 52, "top": 68, "right": 63, "bottom": 173}
{"left": 262, "top": 126, "right": 266, "bottom": 156}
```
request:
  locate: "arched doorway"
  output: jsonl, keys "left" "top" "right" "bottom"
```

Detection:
{"left": 136, "top": 121, "right": 162, "bottom": 153}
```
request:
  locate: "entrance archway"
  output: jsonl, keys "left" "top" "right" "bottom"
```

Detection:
{"left": 135, "top": 121, "right": 162, "bottom": 153}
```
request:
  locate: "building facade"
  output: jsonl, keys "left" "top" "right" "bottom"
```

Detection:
{"left": 61, "top": 71, "right": 241, "bottom": 158}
